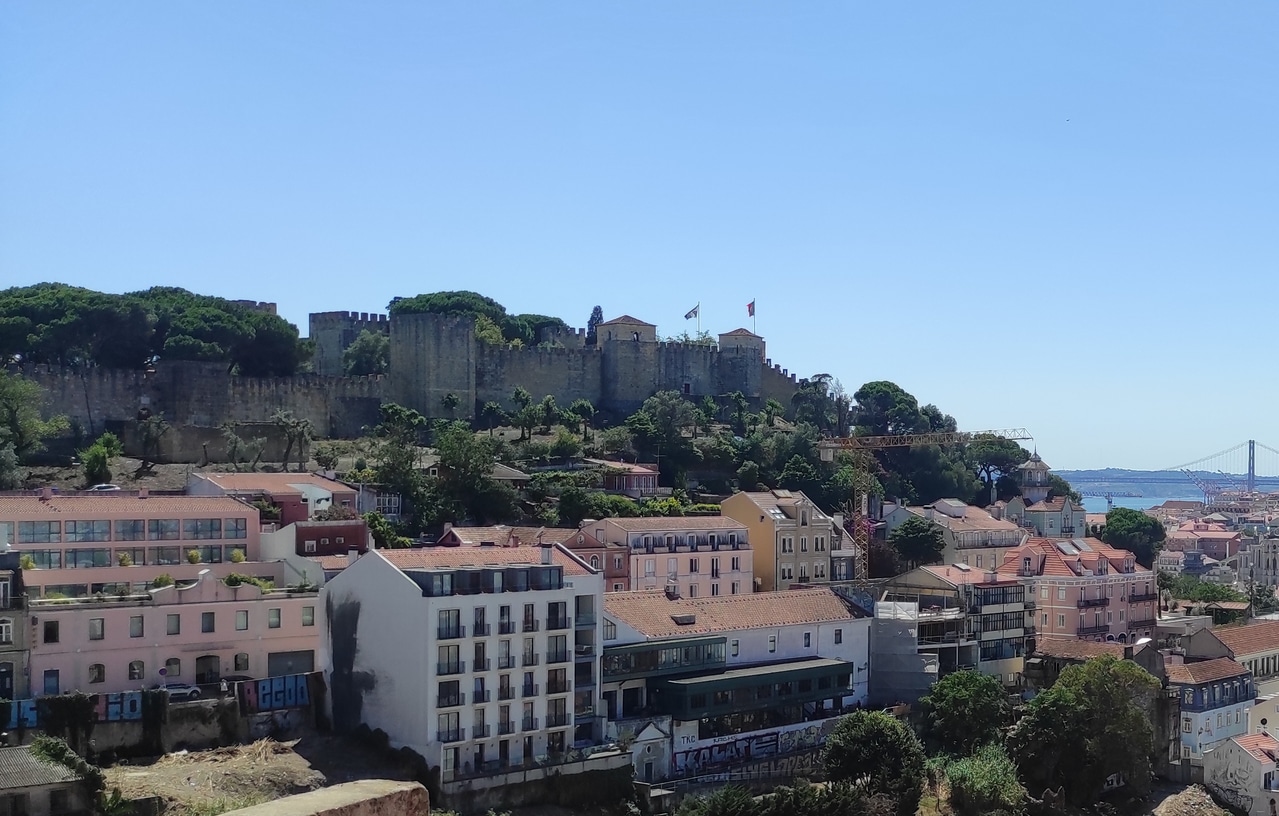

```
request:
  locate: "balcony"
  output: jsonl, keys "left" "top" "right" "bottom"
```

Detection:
{"left": 522, "top": 653, "right": 539, "bottom": 667}
{"left": 498, "top": 686, "right": 515, "bottom": 701}
{"left": 574, "top": 645, "right": 595, "bottom": 660}
{"left": 1061, "top": 527, "right": 1075, "bottom": 535}
{"left": 474, "top": 658, "right": 491, "bottom": 672}
{"left": 499, "top": 720, "right": 515, "bottom": 735}
{"left": 547, "top": 712, "right": 570, "bottom": 728}
{"left": 522, "top": 716, "right": 539, "bottom": 731}
{"left": 1129, "top": 591, "right": 1158, "bottom": 603}
{"left": 547, "top": 616, "right": 570, "bottom": 631}
{"left": 498, "top": 656, "right": 516, "bottom": 670}
{"left": 437, "top": 693, "right": 466, "bottom": 708}
{"left": 522, "top": 683, "right": 540, "bottom": 698}
{"left": 499, "top": 621, "right": 516, "bottom": 635}
{"left": 1024, "top": 599, "right": 1036, "bottom": 610}
{"left": 547, "top": 650, "right": 570, "bottom": 664}
{"left": 1130, "top": 617, "right": 1158, "bottom": 628}
{"left": 437, "top": 661, "right": 466, "bottom": 676}
{"left": 1077, "top": 597, "right": 1110, "bottom": 609}
{"left": 1078, "top": 623, "right": 1111, "bottom": 636}
{"left": 438, "top": 625, "right": 466, "bottom": 640}
{"left": 574, "top": 615, "right": 596, "bottom": 628}
{"left": 437, "top": 728, "right": 465, "bottom": 743}
{"left": 575, "top": 703, "right": 595, "bottom": 717}
{"left": 548, "top": 679, "right": 570, "bottom": 694}
{"left": 523, "top": 620, "right": 540, "bottom": 633}
{"left": 474, "top": 623, "right": 491, "bottom": 636}
{"left": 473, "top": 724, "right": 491, "bottom": 739}
{"left": 473, "top": 689, "right": 491, "bottom": 703}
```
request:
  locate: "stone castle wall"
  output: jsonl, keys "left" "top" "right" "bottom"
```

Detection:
{"left": 310, "top": 311, "right": 391, "bottom": 377}
{"left": 476, "top": 344, "right": 603, "bottom": 411}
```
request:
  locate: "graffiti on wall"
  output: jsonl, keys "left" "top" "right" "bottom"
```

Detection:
{"left": 248, "top": 708, "right": 306, "bottom": 739}
{"left": 4, "top": 691, "right": 144, "bottom": 730}
{"left": 1207, "top": 743, "right": 1257, "bottom": 816}
{"left": 673, "top": 718, "right": 840, "bottom": 774}
{"left": 238, "top": 673, "right": 312, "bottom": 715}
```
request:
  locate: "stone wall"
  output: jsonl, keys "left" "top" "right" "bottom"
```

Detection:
{"left": 389, "top": 313, "right": 476, "bottom": 420}
{"left": 760, "top": 359, "right": 800, "bottom": 408}
{"left": 309, "top": 312, "right": 391, "bottom": 377}
{"left": 475, "top": 345, "right": 602, "bottom": 411}
{"left": 221, "top": 780, "right": 429, "bottom": 816}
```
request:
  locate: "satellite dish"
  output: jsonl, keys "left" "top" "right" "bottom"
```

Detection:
{"left": 1136, "top": 637, "right": 1153, "bottom": 646}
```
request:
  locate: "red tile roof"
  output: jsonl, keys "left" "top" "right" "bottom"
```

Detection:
{"left": 1233, "top": 733, "right": 1279, "bottom": 763}
{"left": 599, "top": 315, "right": 655, "bottom": 327}
{"left": 1210, "top": 621, "right": 1279, "bottom": 658}
{"left": 439, "top": 526, "right": 582, "bottom": 547}
{"left": 1032, "top": 638, "right": 1125, "bottom": 660}
{"left": 307, "top": 554, "right": 355, "bottom": 571}
{"left": 605, "top": 587, "right": 856, "bottom": 638}
{"left": 192, "top": 472, "right": 354, "bottom": 496}
{"left": 603, "top": 516, "right": 746, "bottom": 532}
{"left": 720, "top": 328, "right": 760, "bottom": 337}
{"left": 0, "top": 494, "right": 254, "bottom": 517}
{"left": 996, "top": 537, "right": 1148, "bottom": 579}
{"left": 1165, "top": 657, "right": 1250, "bottom": 685}
{"left": 378, "top": 545, "right": 592, "bottom": 576}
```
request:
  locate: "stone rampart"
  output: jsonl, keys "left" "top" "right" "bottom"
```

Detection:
{"left": 221, "top": 780, "right": 429, "bottom": 816}
{"left": 310, "top": 311, "right": 391, "bottom": 376}
{"left": 476, "top": 345, "right": 602, "bottom": 410}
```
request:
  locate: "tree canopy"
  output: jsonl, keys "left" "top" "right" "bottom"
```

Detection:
{"left": 916, "top": 669, "right": 1012, "bottom": 756}
{"left": 888, "top": 515, "right": 946, "bottom": 567}
{"left": 822, "top": 710, "right": 925, "bottom": 815}
{"left": 1100, "top": 507, "right": 1166, "bottom": 567}
{"left": 342, "top": 329, "right": 389, "bottom": 375}
{"left": 0, "top": 283, "right": 310, "bottom": 375}
{"left": 388, "top": 290, "right": 569, "bottom": 347}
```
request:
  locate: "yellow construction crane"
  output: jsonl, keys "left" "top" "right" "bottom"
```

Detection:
{"left": 818, "top": 428, "right": 1034, "bottom": 582}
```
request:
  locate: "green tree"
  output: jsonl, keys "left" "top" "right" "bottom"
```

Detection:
{"left": 726, "top": 391, "right": 749, "bottom": 434}
{"left": 762, "top": 398, "right": 785, "bottom": 427}
{"left": 313, "top": 443, "right": 340, "bottom": 471}
{"left": 0, "top": 371, "right": 69, "bottom": 460}
{"left": 967, "top": 435, "right": 1030, "bottom": 503}
{"left": 511, "top": 386, "right": 533, "bottom": 410}
{"left": 916, "top": 669, "right": 1012, "bottom": 755}
{"left": 363, "top": 511, "right": 412, "bottom": 548}
{"left": 777, "top": 455, "right": 821, "bottom": 496}
{"left": 341, "top": 329, "right": 389, "bottom": 375}
{"left": 271, "top": 410, "right": 314, "bottom": 472}
{"left": 1168, "top": 573, "right": 1246, "bottom": 603}
{"left": 550, "top": 428, "right": 582, "bottom": 461}
{"left": 480, "top": 401, "right": 507, "bottom": 436}
{"left": 585, "top": 305, "right": 604, "bottom": 346}
{"left": 135, "top": 414, "right": 170, "bottom": 472}
{"left": 736, "top": 460, "right": 761, "bottom": 490}
{"left": 568, "top": 399, "right": 596, "bottom": 438}
{"left": 442, "top": 392, "right": 461, "bottom": 417}
{"left": 598, "top": 426, "right": 635, "bottom": 460}
{"left": 1100, "top": 507, "right": 1166, "bottom": 567}
{"left": 513, "top": 405, "right": 539, "bottom": 442}
{"left": 434, "top": 421, "right": 519, "bottom": 525}
{"left": 629, "top": 391, "right": 699, "bottom": 486}
{"left": 474, "top": 314, "right": 506, "bottom": 345}
{"left": 822, "top": 710, "right": 925, "bottom": 816}
{"left": 1047, "top": 473, "right": 1082, "bottom": 504}
{"left": 538, "top": 395, "right": 560, "bottom": 432}
{"left": 944, "top": 743, "right": 1027, "bottom": 816}
{"left": 79, "top": 432, "right": 123, "bottom": 486}
{"left": 1008, "top": 654, "right": 1159, "bottom": 805}
{"left": 888, "top": 515, "right": 945, "bottom": 567}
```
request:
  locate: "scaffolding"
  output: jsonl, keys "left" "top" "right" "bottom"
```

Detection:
{"left": 869, "top": 602, "right": 938, "bottom": 707}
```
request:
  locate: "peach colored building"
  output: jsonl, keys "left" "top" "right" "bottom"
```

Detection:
{"left": 1166, "top": 521, "right": 1242, "bottom": 561}
{"left": 0, "top": 492, "right": 318, "bottom": 599}
{"left": 998, "top": 537, "right": 1157, "bottom": 643}
{"left": 596, "top": 517, "right": 752, "bottom": 598}
{"left": 28, "top": 569, "right": 321, "bottom": 696}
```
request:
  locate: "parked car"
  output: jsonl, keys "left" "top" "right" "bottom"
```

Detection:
{"left": 87, "top": 484, "right": 121, "bottom": 492}
{"left": 155, "top": 682, "right": 201, "bottom": 701}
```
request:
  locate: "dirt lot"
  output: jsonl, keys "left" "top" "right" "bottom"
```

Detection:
{"left": 105, "top": 734, "right": 418, "bottom": 816}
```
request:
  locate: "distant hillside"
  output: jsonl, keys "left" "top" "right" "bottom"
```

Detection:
{"left": 1055, "top": 468, "right": 1212, "bottom": 500}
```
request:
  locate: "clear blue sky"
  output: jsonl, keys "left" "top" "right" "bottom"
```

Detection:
{"left": 3, "top": 3, "right": 1276, "bottom": 471}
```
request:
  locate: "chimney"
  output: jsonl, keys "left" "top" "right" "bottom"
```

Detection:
{"left": 347, "top": 548, "right": 360, "bottom": 561}
{"left": 443, "top": 522, "right": 453, "bottom": 534}
{"left": 40, "top": 487, "right": 53, "bottom": 501}
{"left": 924, "top": 505, "right": 934, "bottom": 521}
{"left": 541, "top": 542, "right": 553, "bottom": 565}
{"left": 1123, "top": 644, "right": 1134, "bottom": 661}
{"left": 138, "top": 488, "right": 149, "bottom": 499}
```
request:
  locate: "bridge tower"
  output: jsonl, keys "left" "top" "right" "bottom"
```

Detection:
{"left": 1249, "top": 439, "right": 1257, "bottom": 493}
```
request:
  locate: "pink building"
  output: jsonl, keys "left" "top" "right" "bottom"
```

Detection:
{"left": 597, "top": 517, "right": 752, "bottom": 598}
{"left": 0, "top": 492, "right": 298, "bottom": 599}
{"left": 187, "top": 472, "right": 358, "bottom": 527}
{"left": 998, "top": 537, "right": 1158, "bottom": 643}
{"left": 1166, "top": 521, "right": 1242, "bottom": 561}
{"left": 586, "top": 460, "right": 660, "bottom": 498}
{"left": 28, "top": 569, "right": 321, "bottom": 696}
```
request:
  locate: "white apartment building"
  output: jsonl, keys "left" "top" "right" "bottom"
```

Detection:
{"left": 595, "top": 517, "right": 752, "bottom": 597}
{"left": 321, "top": 543, "right": 605, "bottom": 790}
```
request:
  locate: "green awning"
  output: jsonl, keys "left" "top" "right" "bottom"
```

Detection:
{"left": 604, "top": 636, "right": 725, "bottom": 656}
{"left": 661, "top": 657, "right": 850, "bottom": 690}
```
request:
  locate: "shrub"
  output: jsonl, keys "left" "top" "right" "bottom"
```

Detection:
{"left": 19, "top": 554, "right": 35, "bottom": 570}
{"left": 823, "top": 711, "right": 924, "bottom": 816}
{"left": 151, "top": 574, "right": 174, "bottom": 588}
{"left": 117, "top": 552, "right": 133, "bottom": 567}
{"left": 224, "top": 573, "right": 274, "bottom": 591}
{"left": 186, "top": 549, "right": 201, "bottom": 564}
{"left": 944, "top": 744, "right": 1027, "bottom": 816}
{"left": 229, "top": 549, "right": 246, "bottom": 563}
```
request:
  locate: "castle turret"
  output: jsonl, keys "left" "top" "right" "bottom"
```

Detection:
{"left": 1018, "top": 452, "right": 1052, "bottom": 504}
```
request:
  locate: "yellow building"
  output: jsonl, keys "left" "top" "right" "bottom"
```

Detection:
{"left": 721, "top": 490, "right": 841, "bottom": 591}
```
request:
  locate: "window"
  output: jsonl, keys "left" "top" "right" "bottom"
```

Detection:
{"left": 235, "top": 653, "right": 249, "bottom": 672}
{"left": 711, "top": 583, "right": 720, "bottom": 596}
{"left": 667, "top": 557, "right": 676, "bottom": 575}
{"left": 18, "top": 521, "right": 61, "bottom": 543}
{"left": 688, "top": 584, "right": 698, "bottom": 598}
{"left": 129, "top": 660, "right": 144, "bottom": 680}
{"left": 800, "top": 537, "right": 807, "bottom": 552}
{"left": 304, "top": 541, "right": 317, "bottom": 554}
{"left": 731, "top": 556, "right": 741, "bottom": 571}
{"left": 225, "top": 517, "right": 249, "bottom": 539}
{"left": 167, "top": 614, "right": 181, "bottom": 635}
{"left": 1057, "top": 614, "right": 1066, "bottom": 628}
{"left": 768, "top": 635, "right": 776, "bottom": 653}
{"left": 1057, "top": 587, "right": 1066, "bottom": 600}
{"left": 67, "top": 548, "right": 112, "bottom": 568}
{"left": 236, "top": 610, "right": 249, "bottom": 631}
{"left": 603, "top": 620, "right": 617, "bottom": 640}
{"left": 268, "top": 608, "right": 282, "bottom": 629}
{"left": 613, "top": 583, "right": 623, "bottom": 591}
{"left": 835, "top": 628, "right": 843, "bottom": 644}
{"left": 25, "top": 549, "right": 62, "bottom": 569}
{"left": 804, "top": 632, "right": 811, "bottom": 648}
{"left": 731, "top": 581, "right": 740, "bottom": 594}
{"left": 302, "top": 606, "right": 315, "bottom": 626}
{"left": 590, "top": 555, "right": 600, "bottom": 569}
{"left": 66, "top": 520, "right": 111, "bottom": 542}
{"left": 690, "top": 558, "right": 699, "bottom": 574}
{"left": 130, "top": 615, "right": 144, "bottom": 638}
{"left": 731, "top": 639, "right": 739, "bottom": 657}
{"left": 613, "top": 556, "right": 623, "bottom": 570}
{"left": 644, "top": 559, "right": 656, "bottom": 577}
{"left": 183, "top": 518, "right": 222, "bottom": 539}
{"left": 89, "top": 618, "right": 105, "bottom": 640}
{"left": 201, "top": 612, "right": 215, "bottom": 633}
{"left": 148, "top": 519, "right": 180, "bottom": 541}
{"left": 165, "top": 658, "right": 181, "bottom": 677}
{"left": 0, "top": 618, "right": 10, "bottom": 645}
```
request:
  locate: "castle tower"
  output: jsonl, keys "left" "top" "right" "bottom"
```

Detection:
{"left": 599, "top": 315, "right": 659, "bottom": 414}
{"left": 1018, "top": 452, "right": 1052, "bottom": 504}
{"left": 716, "top": 329, "right": 764, "bottom": 400}
{"left": 389, "top": 312, "right": 477, "bottom": 419}
{"left": 309, "top": 312, "right": 389, "bottom": 376}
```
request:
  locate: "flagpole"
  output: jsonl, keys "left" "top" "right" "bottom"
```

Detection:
{"left": 752, "top": 298, "right": 756, "bottom": 334}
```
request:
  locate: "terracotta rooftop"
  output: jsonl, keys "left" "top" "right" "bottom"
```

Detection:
{"left": 0, "top": 494, "right": 254, "bottom": 518}
{"left": 1233, "top": 733, "right": 1279, "bottom": 763}
{"left": 440, "top": 526, "right": 581, "bottom": 546}
{"left": 1210, "top": 620, "right": 1279, "bottom": 658}
{"left": 1025, "top": 496, "right": 1085, "bottom": 513}
{"left": 997, "top": 537, "right": 1148, "bottom": 579}
{"left": 1166, "top": 657, "right": 1250, "bottom": 685}
{"left": 904, "top": 503, "right": 1022, "bottom": 533}
{"left": 1033, "top": 638, "right": 1125, "bottom": 661}
{"left": 599, "top": 315, "right": 655, "bottom": 326}
{"left": 603, "top": 516, "right": 746, "bottom": 532}
{"left": 307, "top": 554, "right": 355, "bottom": 571}
{"left": 720, "top": 328, "right": 760, "bottom": 337}
{"left": 605, "top": 587, "right": 857, "bottom": 639}
{"left": 193, "top": 472, "right": 354, "bottom": 496}
{"left": 379, "top": 545, "right": 591, "bottom": 576}
{"left": 585, "top": 459, "right": 659, "bottom": 475}
{"left": 731, "top": 490, "right": 826, "bottom": 519}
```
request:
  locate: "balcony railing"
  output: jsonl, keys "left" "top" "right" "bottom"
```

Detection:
{"left": 473, "top": 689, "right": 491, "bottom": 703}
{"left": 1129, "top": 592, "right": 1158, "bottom": 603}
{"left": 548, "top": 679, "right": 570, "bottom": 694}
{"left": 523, "top": 620, "right": 540, "bottom": 633}
{"left": 437, "top": 694, "right": 465, "bottom": 708}
{"left": 1077, "top": 597, "right": 1110, "bottom": 608}
{"left": 437, "top": 728, "right": 465, "bottom": 743}
{"left": 522, "top": 683, "right": 540, "bottom": 697}
{"left": 473, "top": 724, "right": 491, "bottom": 739}
{"left": 574, "top": 645, "right": 594, "bottom": 659}
{"left": 499, "top": 621, "right": 516, "bottom": 635}
{"left": 547, "top": 616, "right": 570, "bottom": 631}
{"left": 522, "top": 653, "right": 539, "bottom": 667}
{"left": 1024, "top": 599, "right": 1036, "bottom": 609}
{"left": 438, "top": 625, "right": 466, "bottom": 639}
{"left": 438, "top": 661, "right": 466, "bottom": 676}
{"left": 547, "top": 712, "right": 570, "bottom": 728}
{"left": 498, "top": 686, "right": 515, "bottom": 701}
{"left": 547, "top": 650, "right": 570, "bottom": 664}
{"left": 522, "top": 716, "right": 539, "bottom": 731}
{"left": 473, "top": 623, "right": 491, "bottom": 636}
{"left": 1078, "top": 623, "right": 1111, "bottom": 636}
{"left": 574, "top": 615, "right": 596, "bottom": 628}
{"left": 1130, "top": 617, "right": 1158, "bottom": 628}
{"left": 498, "top": 655, "right": 516, "bottom": 669}
{"left": 499, "top": 720, "right": 515, "bottom": 735}
{"left": 474, "top": 658, "right": 491, "bottom": 672}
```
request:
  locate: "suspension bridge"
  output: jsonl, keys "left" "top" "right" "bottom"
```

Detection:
{"left": 1066, "top": 440, "right": 1279, "bottom": 497}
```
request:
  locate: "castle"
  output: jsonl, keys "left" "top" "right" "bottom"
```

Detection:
{"left": 24, "top": 310, "right": 802, "bottom": 443}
